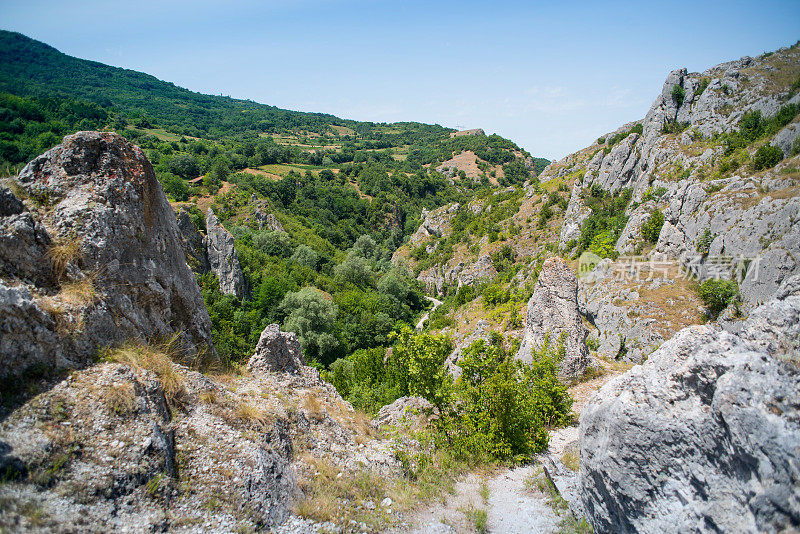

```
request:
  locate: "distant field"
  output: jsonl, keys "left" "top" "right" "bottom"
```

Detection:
{"left": 258, "top": 163, "right": 338, "bottom": 176}
{"left": 138, "top": 128, "right": 184, "bottom": 142}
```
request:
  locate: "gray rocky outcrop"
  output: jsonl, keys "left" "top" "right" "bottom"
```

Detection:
{"left": 614, "top": 200, "right": 656, "bottom": 255}
{"left": 0, "top": 360, "right": 300, "bottom": 532}
{"left": 372, "top": 396, "right": 435, "bottom": 429}
{"left": 771, "top": 121, "right": 799, "bottom": 157}
{"left": 558, "top": 181, "right": 592, "bottom": 249}
{"left": 517, "top": 257, "right": 590, "bottom": 380}
{"left": 0, "top": 132, "right": 215, "bottom": 381}
{"left": 578, "top": 266, "right": 664, "bottom": 363}
{"left": 409, "top": 203, "right": 459, "bottom": 245}
{"left": 206, "top": 208, "right": 246, "bottom": 299}
{"left": 558, "top": 45, "right": 800, "bottom": 308}
{"left": 579, "top": 277, "right": 800, "bottom": 533}
{"left": 0, "top": 186, "right": 53, "bottom": 287}
{"left": 247, "top": 324, "right": 304, "bottom": 374}
{"left": 417, "top": 254, "right": 497, "bottom": 295}
{"left": 176, "top": 208, "right": 210, "bottom": 273}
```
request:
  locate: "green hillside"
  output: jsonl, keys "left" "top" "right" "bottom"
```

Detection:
{"left": 0, "top": 29, "right": 550, "bottom": 368}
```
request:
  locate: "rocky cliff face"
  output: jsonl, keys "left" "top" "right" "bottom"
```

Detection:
{"left": 0, "top": 132, "right": 215, "bottom": 382}
{"left": 206, "top": 208, "right": 246, "bottom": 299}
{"left": 176, "top": 208, "right": 211, "bottom": 274}
{"left": 517, "top": 257, "right": 590, "bottom": 380}
{"left": 579, "top": 276, "right": 800, "bottom": 533}
{"left": 555, "top": 45, "right": 800, "bottom": 309}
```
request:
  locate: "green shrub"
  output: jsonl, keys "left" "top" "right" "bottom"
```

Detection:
{"left": 696, "top": 229, "right": 714, "bottom": 255}
{"left": 596, "top": 137, "right": 606, "bottom": 145}
{"left": 698, "top": 279, "right": 740, "bottom": 317}
{"left": 578, "top": 187, "right": 631, "bottom": 259}
{"left": 642, "top": 186, "right": 667, "bottom": 202}
{"left": 671, "top": 84, "right": 686, "bottom": 107}
{"left": 752, "top": 145, "right": 783, "bottom": 171}
{"left": 697, "top": 77, "right": 710, "bottom": 96}
{"left": 483, "top": 284, "right": 510, "bottom": 307}
{"left": 641, "top": 209, "right": 664, "bottom": 243}
{"left": 435, "top": 337, "right": 573, "bottom": 463}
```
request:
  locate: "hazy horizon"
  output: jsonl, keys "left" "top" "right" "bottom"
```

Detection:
{"left": 3, "top": 0, "right": 799, "bottom": 159}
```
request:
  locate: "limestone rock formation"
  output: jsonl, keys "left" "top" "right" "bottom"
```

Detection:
{"left": 409, "top": 203, "right": 459, "bottom": 245}
{"left": 0, "top": 361, "right": 300, "bottom": 532}
{"left": 372, "top": 396, "right": 434, "bottom": 430}
{"left": 206, "top": 208, "right": 246, "bottom": 299}
{"left": 176, "top": 208, "right": 210, "bottom": 273}
{"left": 579, "top": 277, "right": 800, "bottom": 533}
{"left": 0, "top": 132, "right": 215, "bottom": 381}
{"left": 557, "top": 46, "right": 800, "bottom": 308}
{"left": 517, "top": 257, "right": 590, "bottom": 380}
{"left": 247, "top": 324, "right": 304, "bottom": 374}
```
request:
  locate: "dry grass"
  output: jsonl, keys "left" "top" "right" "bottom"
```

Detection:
{"left": 104, "top": 338, "right": 186, "bottom": 407}
{"left": 302, "top": 393, "right": 326, "bottom": 422}
{"left": 199, "top": 390, "right": 218, "bottom": 405}
{"left": 561, "top": 450, "right": 579, "bottom": 472}
{"left": 36, "top": 297, "right": 76, "bottom": 334}
{"left": 106, "top": 383, "right": 136, "bottom": 416}
{"left": 59, "top": 278, "right": 97, "bottom": 307}
{"left": 48, "top": 237, "right": 82, "bottom": 279}
{"left": 294, "top": 457, "right": 392, "bottom": 529}
{"left": 3, "top": 178, "right": 28, "bottom": 200}
{"left": 235, "top": 403, "right": 268, "bottom": 427}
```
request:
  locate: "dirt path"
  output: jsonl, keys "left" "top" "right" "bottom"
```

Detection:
{"left": 402, "top": 368, "right": 620, "bottom": 533}
{"left": 416, "top": 296, "right": 444, "bottom": 330}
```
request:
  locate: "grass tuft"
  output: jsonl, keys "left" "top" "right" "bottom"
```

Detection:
{"left": 106, "top": 383, "right": 136, "bottom": 416}
{"left": 103, "top": 336, "right": 186, "bottom": 407}
{"left": 48, "top": 237, "right": 82, "bottom": 279}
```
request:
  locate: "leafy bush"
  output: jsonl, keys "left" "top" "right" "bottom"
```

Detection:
{"left": 671, "top": 84, "right": 686, "bottom": 107}
{"left": 596, "top": 137, "right": 606, "bottom": 145}
{"left": 435, "top": 337, "right": 573, "bottom": 463}
{"left": 578, "top": 187, "right": 632, "bottom": 259}
{"left": 698, "top": 279, "right": 740, "bottom": 317}
{"left": 482, "top": 284, "right": 510, "bottom": 307}
{"left": 160, "top": 172, "right": 189, "bottom": 201}
{"left": 661, "top": 119, "right": 690, "bottom": 135}
{"left": 752, "top": 145, "right": 783, "bottom": 171}
{"left": 642, "top": 186, "right": 667, "bottom": 202}
{"left": 697, "top": 77, "right": 710, "bottom": 96}
{"left": 696, "top": 228, "right": 714, "bottom": 255}
{"left": 641, "top": 209, "right": 664, "bottom": 243}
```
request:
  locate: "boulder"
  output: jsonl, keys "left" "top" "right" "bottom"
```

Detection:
{"left": 247, "top": 324, "right": 304, "bottom": 374}
{"left": 771, "top": 121, "right": 799, "bottom": 157}
{"left": 579, "top": 277, "right": 800, "bottom": 533}
{"left": 372, "top": 396, "right": 434, "bottom": 429}
{"left": 206, "top": 208, "right": 246, "bottom": 299}
{"left": 1, "top": 132, "right": 215, "bottom": 381}
{"left": 516, "top": 257, "right": 590, "bottom": 380}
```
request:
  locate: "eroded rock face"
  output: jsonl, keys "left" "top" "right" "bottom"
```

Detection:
{"left": 579, "top": 278, "right": 800, "bottom": 533}
{"left": 557, "top": 46, "right": 800, "bottom": 309}
{"left": 517, "top": 257, "right": 589, "bottom": 380}
{"left": 247, "top": 324, "right": 304, "bottom": 374}
{"left": 0, "top": 132, "right": 215, "bottom": 381}
{"left": 176, "top": 208, "right": 210, "bottom": 274}
{"left": 206, "top": 208, "right": 245, "bottom": 299}
{"left": 0, "top": 361, "right": 300, "bottom": 532}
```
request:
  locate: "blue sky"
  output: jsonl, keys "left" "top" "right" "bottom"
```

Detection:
{"left": 2, "top": 0, "right": 799, "bottom": 159}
